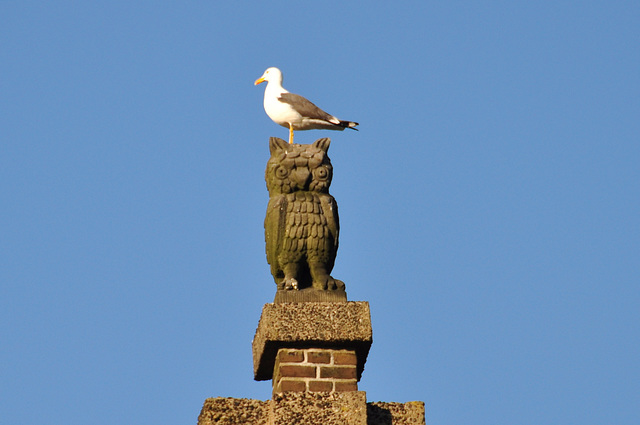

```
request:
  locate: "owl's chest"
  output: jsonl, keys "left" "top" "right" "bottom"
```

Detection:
{"left": 283, "top": 192, "right": 327, "bottom": 238}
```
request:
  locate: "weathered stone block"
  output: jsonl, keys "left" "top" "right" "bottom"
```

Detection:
{"left": 272, "top": 391, "right": 368, "bottom": 425}
{"left": 198, "top": 394, "right": 426, "bottom": 425}
{"left": 367, "top": 401, "right": 426, "bottom": 425}
{"left": 198, "top": 397, "right": 269, "bottom": 425}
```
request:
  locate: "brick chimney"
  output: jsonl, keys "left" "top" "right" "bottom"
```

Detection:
{"left": 273, "top": 347, "right": 358, "bottom": 393}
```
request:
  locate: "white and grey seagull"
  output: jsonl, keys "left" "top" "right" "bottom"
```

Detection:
{"left": 254, "top": 67, "right": 358, "bottom": 144}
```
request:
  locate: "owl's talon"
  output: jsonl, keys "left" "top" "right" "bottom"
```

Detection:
{"left": 312, "top": 277, "right": 330, "bottom": 291}
{"left": 284, "top": 278, "right": 299, "bottom": 290}
{"left": 310, "top": 276, "right": 345, "bottom": 291}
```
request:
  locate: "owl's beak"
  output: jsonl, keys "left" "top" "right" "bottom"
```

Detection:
{"left": 292, "top": 168, "right": 311, "bottom": 188}
{"left": 254, "top": 76, "right": 265, "bottom": 85}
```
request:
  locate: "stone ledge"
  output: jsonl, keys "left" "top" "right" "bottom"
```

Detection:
{"left": 367, "top": 401, "right": 426, "bottom": 425}
{"left": 274, "top": 287, "right": 347, "bottom": 303}
{"left": 198, "top": 394, "right": 426, "bottom": 425}
{"left": 272, "top": 391, "right": 367, "bottom": 425}
{"left": 198, "top": 397, "right": 269, "bottom": 425}
{"left": 252, "top": 302, "right": 373, "bottom": 381}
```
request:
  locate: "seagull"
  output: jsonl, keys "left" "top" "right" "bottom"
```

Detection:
{"left": 254, "top": 67, "right": 358, "bottom": 144}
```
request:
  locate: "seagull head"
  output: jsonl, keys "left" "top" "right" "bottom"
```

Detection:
{"left": 254, "top": 67, "right": 283, "bottom": 86}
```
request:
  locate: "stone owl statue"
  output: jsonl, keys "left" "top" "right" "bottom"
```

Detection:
{"left": 265, "top": 137, "right": 345, "bottom": 298}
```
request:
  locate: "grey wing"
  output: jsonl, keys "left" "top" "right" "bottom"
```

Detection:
{"left": 279, "top": 93, "right": 339, "bottom": 123}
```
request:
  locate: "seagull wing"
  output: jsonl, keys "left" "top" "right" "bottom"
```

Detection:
{"left": 278, "top": 93, "right": 340, "bottom": 125}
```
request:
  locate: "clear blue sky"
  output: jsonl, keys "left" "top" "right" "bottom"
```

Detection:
{"left": 2, "top": 2, "right": 638, "bottom": 424}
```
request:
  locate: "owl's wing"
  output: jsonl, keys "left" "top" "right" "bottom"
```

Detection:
{"left": 320, "top": 194, "right": 339, "bottom": 253}
{"left": 265, "top": 194, "right": 286, "bottom": 278}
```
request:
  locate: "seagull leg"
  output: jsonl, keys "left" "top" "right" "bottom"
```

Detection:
{"left": 288, "top": 123, "right": 294, "bottom": 144}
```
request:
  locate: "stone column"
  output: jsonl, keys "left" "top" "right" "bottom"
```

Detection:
{"left": 199, "top": 301, "right": 425, "bottom": 425}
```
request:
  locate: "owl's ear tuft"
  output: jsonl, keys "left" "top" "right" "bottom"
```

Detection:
{"left": 312, "top": 138, "right": 331, "bottom": 152}
{"left": 269, "top": 137, "right": 289, "bottom": 154}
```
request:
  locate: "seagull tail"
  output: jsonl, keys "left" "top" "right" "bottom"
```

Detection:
{"left": 339, "top": 120, "right": 359, "bottom": 131}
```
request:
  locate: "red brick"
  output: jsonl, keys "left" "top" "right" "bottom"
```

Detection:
{"left": 307, "top": 351, "right": 331, "bottom": 364}
{"left": 278, "top": 349, "right": 304, "bottom": 363}
{"left": 334, "top": 381, "right": 358, "bottom": 392}
{"left": 278, "top": 379, "right": 306, "bottom": 392}
{"left": 279, "top": 365, "right": 316, "bottom": 378}
{"left": 333, "top": 351, "right": 357, "bottom": 366}
{"left": 308, "top": 380, "right": 333, "bottom": 392}
{"left": 319, "top": 366, "right": 357, "bottom": 379}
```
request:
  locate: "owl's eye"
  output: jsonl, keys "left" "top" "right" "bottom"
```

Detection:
{"left": 314, "top": 167, "right": 329, "bottom": 180}
{"left": 275, "top": 165, "right": 289, "bottom": 179}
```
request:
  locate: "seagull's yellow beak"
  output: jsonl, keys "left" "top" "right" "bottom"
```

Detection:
{"left": 254, "top": 77, "right": 265, "bottom": 85}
